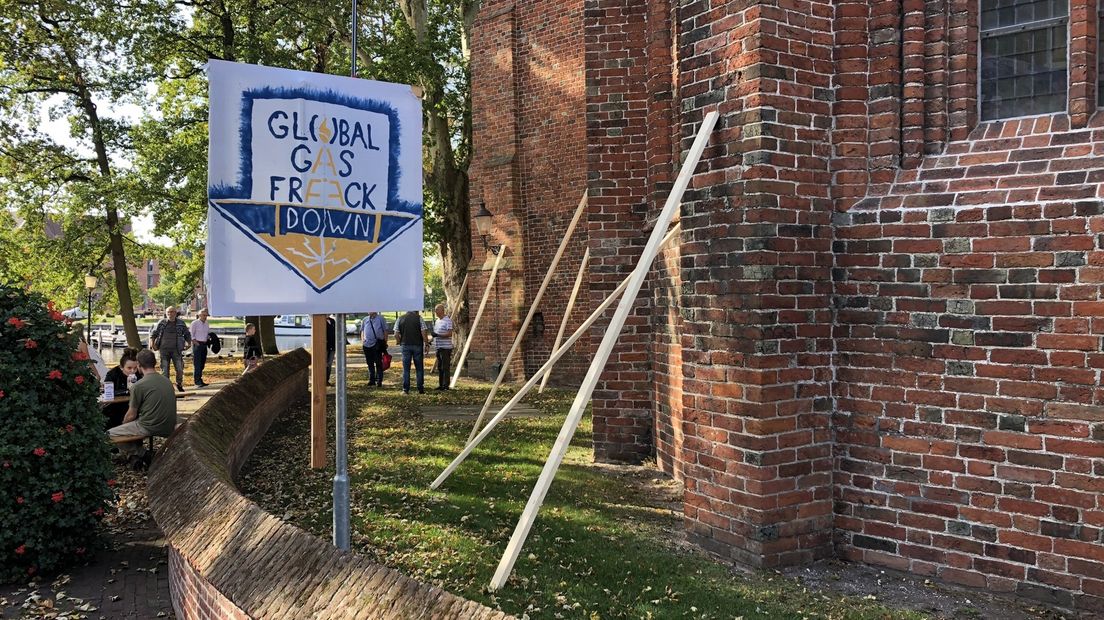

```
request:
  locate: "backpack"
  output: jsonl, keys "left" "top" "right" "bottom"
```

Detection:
{"left": 208, "top": 332, "right": 222, "bottom": 354}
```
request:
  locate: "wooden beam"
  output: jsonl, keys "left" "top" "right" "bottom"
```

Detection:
{"left": 489, "top": 111, "right": 717, "bottom": 590}
{"left": 467, "top": 191, "right": 587, "bottom": 442}
{"left": 539, "top": 247, "right": 589, "bottom": 394}
{"left": 451, "top": 247, "right": 507, "bottom": 388}
{"left": 431, "top": 226, "right": 679, "bottom": 491}
{"left": 310, "top": 314, "right": 327, "bottom": 469}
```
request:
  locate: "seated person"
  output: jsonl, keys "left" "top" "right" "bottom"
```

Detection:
{"left": 107, "top": 349, "right": 178, "bottom": 469}
{"left": 101, "top": 348, "right": 142, "bottom": 428}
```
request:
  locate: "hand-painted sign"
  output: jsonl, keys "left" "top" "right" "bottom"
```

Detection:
{"left": 206, "top": 60, "right": 423, "bottom": 314}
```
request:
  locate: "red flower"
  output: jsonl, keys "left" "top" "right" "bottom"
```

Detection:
{"left": 1, "top": 460, "right": 8, "bottom": 468}
{"left": 32, "top": 448, "right": 46, "bottom": 457}
{"left": 24, "top": 339, "right": 37, "bottom": 349}
{"left": 47, "top": 301, "right": 55, "bottom": 310}
{"left": 65, "top": 424, "right": 75, "bottom": 433}
{"left": 51, "top": 492, "right": 64, "bottom": 503}
{"left": 47, "top": 370, "right": 62, "bottom": 380}
{"left": 74, "top": 375, "right": 85, "bottom": 385}
{"left": 16, "top": 496, "right": 24, "bottom": 504}
{"left": 14, "top": 545, "right": 25, "bottom": 555}
{"left": 92, "top": 507, "right": 104, "bottom": 517}
{"left": 27, "top": 566, "right": 35, "bottom": 575}
{"left": 106, "top": 479, "right": 116, "bottom": 488}
{"left": 49, "top": 311, "right": 64, "bottom": 321}
{"left": 71, "top": 351, "right": 89, "bottom": 361}
{"left": 0, "top": 389, "right": 5, "bottom": 398}
{"left": 7, "top": 317, "right": 26, "bottom": 329}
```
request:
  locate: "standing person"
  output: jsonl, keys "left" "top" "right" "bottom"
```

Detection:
{"left": 361, "top": 312, "right": 388, "bottom": 387}
{"left": 149, "top": 306, "right": 190, "bottom": 392}
{"left": 431, "top": 303, "right": 454, "bottom": 390}
{"left": 394, "top": 310, "right": 428, "bottom": 394}
{"left": 107, "top": 349, "right": 177, "bottom": 470}
{"left": 325, "top": 315, "right": 337, "bottom": 386}
{"left": 242, "top": 322, "right": 263, "bottom": 374}
{"left": 190, "top": 309, "right": 211, "bottom": 387}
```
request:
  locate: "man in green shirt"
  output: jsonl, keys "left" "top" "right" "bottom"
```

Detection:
{"left": 108, "top": 349, "right": 178, "bottom": 469}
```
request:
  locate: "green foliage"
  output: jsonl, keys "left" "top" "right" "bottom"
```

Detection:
{"left": 0, "top": 285, "right": 114, "bottom": 583}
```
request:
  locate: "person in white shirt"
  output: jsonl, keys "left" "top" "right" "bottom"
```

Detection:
{"left": 189, "top": 309, "right": 210, "bottom": 387}
{"left": 431, "top": 303, "right": 454, "bottom": 391}
{"left": 361, "top": 312, "right": 388, "bottom": 387}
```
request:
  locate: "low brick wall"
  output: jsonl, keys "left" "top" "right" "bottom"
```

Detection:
{"left": 148, "top": 349, "right": 508, "bottom": 619}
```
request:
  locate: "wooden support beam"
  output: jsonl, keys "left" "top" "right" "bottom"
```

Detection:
{"left": 451, "top": 247, "right": 507, "bottom": 388}
{"left": 467, "top": 191, "right": 587, "bottom": 442}
{"left": 539, "top": 247, "right": 589, "bottom": 394}
{"left": 489, "top": 111, "right": 717, "bottom": 590}
{"left": 431, "top": 226, "right": 678, "bottom": 491}
{"left": 310, "top": 314, "right": 327, "bottom": 469}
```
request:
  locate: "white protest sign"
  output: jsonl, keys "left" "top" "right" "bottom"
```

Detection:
{"left": 206, "top": 60, "right": 424, "bottom": 314}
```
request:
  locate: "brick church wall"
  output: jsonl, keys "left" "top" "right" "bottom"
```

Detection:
{"left": 468, "top": 0, "right": 589, "bottom": 384}
{"left": 675, "top": 0, "right": 836, "bottom": 568}
{"left": 470, "top": 0, "right": 1104, "bottom": 609}
{"left": 831, "top": 0, "right": 1104, "bottom": 611}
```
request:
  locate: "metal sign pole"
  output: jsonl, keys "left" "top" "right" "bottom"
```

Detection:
{"left": 331, "top": 0, "right": 357, "bottom": 553}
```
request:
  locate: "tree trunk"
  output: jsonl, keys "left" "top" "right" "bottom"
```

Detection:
{"left": 70, "top": 51, "right": 142, "bottom": 348}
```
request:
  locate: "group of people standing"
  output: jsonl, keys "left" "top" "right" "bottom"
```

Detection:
{"left": 360, "top": 304, "right": 454, "bottom": 394}
{"left": 147, "top": 306, "right": 217, "bottom": 389}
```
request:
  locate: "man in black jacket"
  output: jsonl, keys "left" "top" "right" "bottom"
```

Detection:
{"left": 393, "top": 310, "right": 428, "bottom": 394}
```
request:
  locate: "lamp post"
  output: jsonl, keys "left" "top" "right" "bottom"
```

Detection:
{"left": 84, "top": 274, "right": 97, "bottom": 344}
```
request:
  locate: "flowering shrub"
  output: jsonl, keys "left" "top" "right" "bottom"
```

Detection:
{"left": 0, "top": 285, "right": 113, "bottom": 582}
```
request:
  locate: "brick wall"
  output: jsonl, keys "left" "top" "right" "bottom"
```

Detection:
{"left": 150, "top": 350, "right": 508, "bottom": 619}
{"left": 675, "top": 0, "right": 836, "bottom": 568}
{"left": 583, "top": 0, "right": 655, "bottom": 462}
{"left": 834, "top": 113, "right": 1104, "bottom": 612}
{"left": 470, "top": 0, "right": 1104, "bottom": 609}
{"left": 466, "top": 0, "right": 590, "bottom": 385}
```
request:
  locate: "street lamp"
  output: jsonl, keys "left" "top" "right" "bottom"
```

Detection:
{"left": 473, "top": 200, "right": 500, "bottom": 255}
{"left": 84, "top": 273, "right": 97, "bottom": 343}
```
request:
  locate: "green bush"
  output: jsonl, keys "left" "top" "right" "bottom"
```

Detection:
{"left": 0, "top": 285, "right": 113, "bottom": 582}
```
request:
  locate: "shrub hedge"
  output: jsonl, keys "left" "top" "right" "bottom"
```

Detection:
{"left": 0, "top": 285, "right": 113, "bottom": 582}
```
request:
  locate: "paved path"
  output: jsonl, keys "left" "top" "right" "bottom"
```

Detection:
{"left": 1, "top": 380, "right": 228, "bottom": 620}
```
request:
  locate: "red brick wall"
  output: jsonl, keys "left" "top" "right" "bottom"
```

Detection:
{"left": 516, "top": 0, "right": 589, "bottom": 382}
{"left": 467, "top": 0, "right": 589, "bottom": 385}
{"left": 675, "top": 0, "right": 836, "bottom": 568}
{"left": 583, "top": 0, "right": 656, "bottom": 462}
{"left": 470, "top": 0, "right": 1104, "bottom": 609}
{"left": 834, "top": 113, "right": 1104, "bottom": 612}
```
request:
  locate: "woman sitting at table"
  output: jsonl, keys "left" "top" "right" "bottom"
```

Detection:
{"left": 102, "top": 348, "right": 142, "bottom": 428}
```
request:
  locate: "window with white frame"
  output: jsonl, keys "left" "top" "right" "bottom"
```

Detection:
{"left": 980, "top": 0, "right": 1068, "bottom": 120}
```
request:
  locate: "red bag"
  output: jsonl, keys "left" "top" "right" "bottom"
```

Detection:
{"left": 381, "top": 351, "right": 392, "bottom": 371}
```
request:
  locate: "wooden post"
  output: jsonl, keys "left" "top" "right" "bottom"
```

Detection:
{"left": 310, "top": 314, "right": 327, "bottom": 469}
{"left": 467, "top": 192, "right": 587, "bottom": 442}
{"left": 432, "top": 226, "right": 679, "bottom": 490}
{"left": 539, "top": 247, "right": 589, "bottom": 394}
{"left": 489, "top": 111, "right": 717, "bottom": 590}
{"left": 451, "top": 247, "right": 507, "bottom": 388}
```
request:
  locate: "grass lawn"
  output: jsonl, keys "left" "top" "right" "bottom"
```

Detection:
{"left": 240, "top": 374, "right": 927, "bottom": 620}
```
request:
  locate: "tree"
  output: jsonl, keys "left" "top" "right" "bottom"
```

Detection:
{"left": 0, "top": 0, "right": 158, "bottom": 347}
{"left": 130, "top": 0, "right": 479, "bottom": 330}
